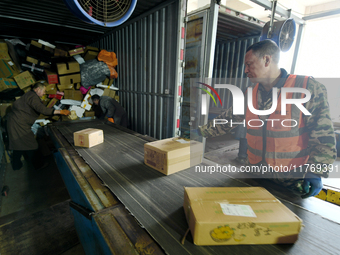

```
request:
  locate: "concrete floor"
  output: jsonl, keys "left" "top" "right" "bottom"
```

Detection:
{"left": 0, "top": 137, "right": 86, "bottom": 255}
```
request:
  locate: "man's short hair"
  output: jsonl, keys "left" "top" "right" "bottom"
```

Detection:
{"left": 246, "top": 40, "right": 280, "bottom": 64}
{"left": 91, "top": 94, "right": 101, "bottom": 101}
{"left": 32, "top": 82, "right": 45, "bottom": 90}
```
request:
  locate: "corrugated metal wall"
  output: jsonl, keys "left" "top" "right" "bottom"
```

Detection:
{"left": 212, "top": 36, "right": 260, "bottom": 110}
{"left": 91, "top": 1, "right": 179, "bottom": 139}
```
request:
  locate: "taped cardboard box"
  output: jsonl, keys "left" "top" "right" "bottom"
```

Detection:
{"left": 74, "top": 128, "right": 103, "bottom": 148}
{"left": 54, "top": 48, "right": 68, "bottom": 57}
{"left": 183, "top": 187, "right": 303, "bottom": 246}
{"left": 14, "top": 71, "right": 36, "bottom": 89}
{"left": 103, "top": 88, "right": 116, "bottom": 98}
{"left": 83, "top": 46, "right": 100, "bottom": 61}
{"left": 31, "top": 40, "right": 54, "bottom": 55}
{"left": 144, "top": 137, "right": 203, "bottom": 175}
{"left": 64, "top": 90, "right": 83, "bottom": 101}
{"left": 57, "top": 61, "right": 80, "bottom": 85}
{"left": 0, "top": 59, "right": 20, "bottom": 78}
{"left": 26, "top": 56, "right": 51, "bottom": 69}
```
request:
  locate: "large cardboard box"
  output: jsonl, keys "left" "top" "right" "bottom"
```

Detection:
{"left": 57, "top": 61, "right": 80, "bottom": 85}
{"left": 0, "top": 59, "right": 20, "bottom": 78}
{"left": 144, "top": 137, "right": 203, "bottom": 175}
{"left": 183, "top": 187, "right": 303, "bottom": 246}
{"left": 64, "top": 90, "right": 83, "bottom": 101}
{"left": 0, "top": 78, "right": 17, "bottom": 91}
{"left": 14, "top": 71, "right": 36, "bottom": 89}
{"left": 74, "top": 128, "right": 103, "bottom": 148}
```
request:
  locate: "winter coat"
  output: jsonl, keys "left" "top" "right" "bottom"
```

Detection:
{"left": 7, "top": 90, "right": 54, "bottom": 150}
{"left": 99, "top": 96, "right": 128, "bottom": 127}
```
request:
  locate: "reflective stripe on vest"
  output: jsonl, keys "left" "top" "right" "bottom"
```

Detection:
{"left": 245, "top": 75, "right": 310, "bottom": 170}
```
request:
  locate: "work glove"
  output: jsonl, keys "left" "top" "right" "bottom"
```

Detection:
{"left": 60, "top": 110, "right": 71, "bottom": 116}
{"left": 182, "top": 129, "right": 201, "bottom": 140}
{"left": 108, "top": 117, "right": 114, "bottom": 123}
{"left": 301, "top": 172, "right": 323, "bottom": 198}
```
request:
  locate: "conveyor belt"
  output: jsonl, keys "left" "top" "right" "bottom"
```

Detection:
{"left": 54, "top": 120, "right": 340, "bottom": 255}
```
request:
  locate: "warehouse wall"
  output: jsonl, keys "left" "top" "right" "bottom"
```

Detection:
{"left": 91, "top": 1, "right": 179, "bottom": 139}
{"left": 211, "top": 36, "right": 260, "bottom": 111}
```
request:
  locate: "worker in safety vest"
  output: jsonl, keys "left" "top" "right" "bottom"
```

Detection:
{"left": 190, "top": 40, "right": 337, "bottom": 198}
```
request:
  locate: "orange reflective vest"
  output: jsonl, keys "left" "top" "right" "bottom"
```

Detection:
{"left": 245, "top": 75, "right": 310, "bottom": 170}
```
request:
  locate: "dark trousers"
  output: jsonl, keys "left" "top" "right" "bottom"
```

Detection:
{"left": 12, "top": 150, "right": 44, "bottom": 170}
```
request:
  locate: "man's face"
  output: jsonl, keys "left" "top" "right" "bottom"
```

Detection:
{"left": 36, "top": 87, "right": 46, "bottom": 97}
{"left": 93, "top": 99, "right": 99, "bottom": 105}
{"left": 244, "top": 50, "right": 267, "bottom": 84}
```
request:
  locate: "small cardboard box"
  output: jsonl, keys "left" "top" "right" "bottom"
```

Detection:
{"left": 14, "top": 71, "right": 36, "bottom": 89}
{"left": 84, "top": 110, "right": 95, "bottom": 117}
{"left": 81, "top": 91, "right": 92, "bottom": 111}
{"left": 45, "top": 69, "right": 58, "bottom": 84}
{"left": 102, "top": 77, "right": 114, "bottom": 86}
{"left": 114, "top": 95, "right": 119, "bottom": 102}
{"left": 0, "top": 59, "right": 20, "bottom": 78}
{"left": 45, "top": 84, "right": 57, "bottom": 94}
{"left": 103, "top": 88, "right": 116, "bottom": 98}
{"left": 54, "top": 48, "right": 68, "bottom": 57}
{"left": 83, "top": 46, "right": 100, "bottom": 61}
{"left": 31, "top": 40, "right": 54, "bottom": 54}
{"left": 74, "top": 128, "right": 104, "bottom": 148}
{"left": 69, "top": 47, "right": 84, "bottom": 56}
{"left": 64, "top": 90, "right": 83, "bottom": 101}
{"left": 183, "top": 187, "right": 303, "bottom": 246}
{"left": 144, "top": 137, "right": 203, "bottom": 175}
{"left": 57, "top": 84, "right": 74, "bottom": 91}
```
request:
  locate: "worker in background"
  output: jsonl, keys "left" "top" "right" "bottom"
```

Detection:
{"left": 190, "top": 40, "right": 336, "bottom": 198}
{"left": 91, "top": 94, "right": 128, "bottom": 128}
{"left": 7, "top": 82, "right": 70, "bottom": 171}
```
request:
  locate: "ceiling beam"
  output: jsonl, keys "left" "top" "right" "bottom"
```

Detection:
{"left": 250, "top": 0, "right": 305, "bottom": 24}
{"left": 303, "top": 8, "right": 340, "bottom": 21}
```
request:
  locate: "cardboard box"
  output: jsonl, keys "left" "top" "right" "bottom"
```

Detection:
{"left": 81, "top": 91, "right": 92, "bottom": 111}
{"left": 57, "top": 84, "right": 74, "bottom": 91}
{"left": 0, "top": 40, "right": 8, "bottom": 51}
{"left": 0, "top": 78, "right": 17, "bottom": 91}
{"left": 74, "top": 128, "right": 104, "bottom": 148}
{"left": 64, "top": 90, "right": 83, "bottom": 101}
{"left": 14, "top": 71, "right": 36, "bottom": 89}
{"left": 26, "top": 56, "right": 50, "bottom": 68}
{"left": 183, "top": 187, "right": 303, "bottom": 246}
{"left": 57, "top": 61, "right": 80, "bottom": 85}
{"left": 144, "top": 137, "right": 203, "bottom": 175}
{"left": 83, "top": 46, "right": 100, "bottom": 61}
{"left": 69, "top": 47, "right": 84, "bottom": 56}
{"left": 75, "top": 83, "right": 81, "bottom": 90}
{"left": 102, "top": 78, "right": 114, "bottom": 86}
{"left": 0, "top": 59, "right": 20, "bottom": 78}
{"left": 103, "top": 88, "right": 116, "bottom": 98}
{"left": 45, "top": 84, "right": 57, "bottom": 94}
{"left": 45, "top": 69, "right": 58, "bottom": 84}
{"left": 31, "top": 40, "right": 54, "bottom": 54}
{"left": 0, "top": 51, "right": 11, "bottom": 60}
{"left": 54, "top": 48, "right": 68, "bottom": 57}
{"left": 84, "top": 110, "right": 95, "bottom": 117}
{"left": 114, "top": 95, "right": 119, "bottom": 102}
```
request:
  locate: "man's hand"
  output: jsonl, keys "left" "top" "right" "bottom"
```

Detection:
{"left": 301, "top": 172, "right": 323, "bottom": 198}
{"left": 60, "top": 110, "right": 71, "bottom": 116}
{"left": 182, "top": 129, "right": 201, "bottom": 140}
{"left": 108, "top": 117, "right": 114, "bottom": 123}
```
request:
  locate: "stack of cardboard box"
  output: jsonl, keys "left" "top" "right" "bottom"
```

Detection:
{"left": 0, "top": 39, "right": 120, "bottom": 124}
